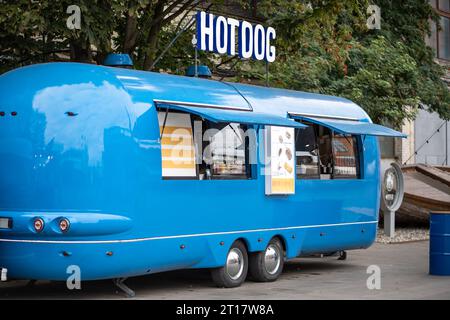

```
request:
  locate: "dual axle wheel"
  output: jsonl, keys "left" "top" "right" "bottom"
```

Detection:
{"left": 211, "top": 238, "right": 284, "bottom": 288}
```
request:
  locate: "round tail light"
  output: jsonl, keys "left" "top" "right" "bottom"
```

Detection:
{"left": 59, "top": 218, "right": 70, "bottom": 233}
{"left": 33, "top": 218, "right": 44, "bottom": 233}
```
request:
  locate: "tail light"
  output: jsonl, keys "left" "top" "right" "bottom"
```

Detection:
{"left": 59, "top": 218, "right": 70, "bottom": 233}
{"left": 33, "top": 218, "right": 44, "bottom": 233}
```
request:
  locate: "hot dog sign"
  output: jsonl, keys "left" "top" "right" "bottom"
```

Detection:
{"left": 196, "top": 11, "right": 276, "bottom": 62}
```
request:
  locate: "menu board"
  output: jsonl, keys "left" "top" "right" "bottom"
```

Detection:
{"left": 265, "top": 126, "right": 295, "bottom": 195}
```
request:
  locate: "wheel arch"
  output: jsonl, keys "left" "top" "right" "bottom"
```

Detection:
{"left": 272, "top": 235, "right": 287, "bottom": 254}
{"left": 233, "top": 237, "right": 250, "bottom": 253}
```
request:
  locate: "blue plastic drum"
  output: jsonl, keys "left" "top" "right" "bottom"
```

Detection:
{"left": 430, "top": 212, "right": 450, "bottom": 276}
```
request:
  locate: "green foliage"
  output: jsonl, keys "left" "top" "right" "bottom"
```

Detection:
{"left": 327, "top": 37, "right": 420, "bottom": 127}
{"left": 247, "top": 0, "right": 450, "bottom": 125}
{"left": 1, "top": 0, "right": 449, "bottom": 125}
{"left": 370, "top": 0, "right": 450, "bottom": 121}
{"left": 0, "top": 0, "right": 117, "bottom": 72}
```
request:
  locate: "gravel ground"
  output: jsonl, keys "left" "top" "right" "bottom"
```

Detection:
{"left": 376, "top": 227, "right": 429, "bottom": 244}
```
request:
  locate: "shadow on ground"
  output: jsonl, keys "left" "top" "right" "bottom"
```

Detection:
{"left": 0, "top": 257, "right": 352, "bottom": 299}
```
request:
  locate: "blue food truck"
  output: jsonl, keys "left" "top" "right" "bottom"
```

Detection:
{"left": 0, "top": 62, "right": 404, "bottom": 290}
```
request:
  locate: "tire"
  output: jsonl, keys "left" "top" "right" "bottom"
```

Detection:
{"left": 211, "top": 240, "right": 248, "bottom": 288}
{"left": 249, "top": 237, "right": 284, "bottom": 282}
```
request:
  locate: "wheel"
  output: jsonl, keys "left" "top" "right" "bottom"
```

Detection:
{"left": 249, "top": 237, "right": 284, "bottom": 282}
{"left": 211, "top": 240, "right": 248, "bottom": 288}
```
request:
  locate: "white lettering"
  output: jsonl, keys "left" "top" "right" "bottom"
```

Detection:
{"left": 253, "top": 24, "right": 265, "bottom": 60}
{"left": 215, "top": 16, "right": 228, "bottom": 54}
{"left": 266, "top": 27, "right": 276, "bottom": 63}
{"left": 196, "top": 11, "right": 276, "bottom": 62}
{"left": 199, "top": 11, "right": 214, "bottom": 51}
{"left": 239, "top": 20, "right": 253, "bottom": 59}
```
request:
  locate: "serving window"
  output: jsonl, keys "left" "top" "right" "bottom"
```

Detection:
{"left": 295, "top": 122, "right": 361, "bottom": 180}
{"left": 295, "top": 125, "right": 320, "bottom": 179}
{"left": 158, "top": 109, "right": 252, "bottom": 180}
{"left": 332, "top": 133, "right": 359, "bottom": 179}
{"left": 201, "top": 121, "right": 250, "bottom": 179}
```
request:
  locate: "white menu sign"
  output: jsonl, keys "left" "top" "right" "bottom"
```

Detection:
{"left": 265, "top": 126, "right": 295, "bottom": 195}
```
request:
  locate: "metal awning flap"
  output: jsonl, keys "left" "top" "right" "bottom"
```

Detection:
{"left": 156, "top": 103, "right": 307, "bottom": 129}
{"left": 289, "top": 114, "right": 407, "bottom": 138}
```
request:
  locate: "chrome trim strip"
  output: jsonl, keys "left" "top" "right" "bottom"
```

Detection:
{"left": 288, "top": 112, "right": 360, "bottom": 121}
{"left": 154, "top": 99, "right": 252, "bottom": 112}
{"left": 0, "top": 221, "right": 377, "bottom": 244}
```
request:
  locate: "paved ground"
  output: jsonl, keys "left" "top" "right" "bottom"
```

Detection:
{"left": 0, "top": 240, "right": 449, "bottom": 299}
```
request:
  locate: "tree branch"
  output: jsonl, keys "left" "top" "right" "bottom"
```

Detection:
{"left": 149, "top": 0, "right": 197, "bottom": 29}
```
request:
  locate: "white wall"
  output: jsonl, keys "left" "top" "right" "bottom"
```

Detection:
{"left": 414, "top": 109, "right": 449, "bottom": 166}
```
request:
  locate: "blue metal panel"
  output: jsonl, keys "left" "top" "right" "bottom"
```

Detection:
{"left": 108, "top": 66, "right": 253, "bottom": 111}
{"left": 158, "top": 103, "right": 307, "bottom": 128}
{"left": 106, "top": 65, "right": 370, "bottom": 120}
{"left": 289, "top": 115, "right": 407, "bottom": 138}
{"left": 231, "top": 82, "right": 370, "bottom": 120}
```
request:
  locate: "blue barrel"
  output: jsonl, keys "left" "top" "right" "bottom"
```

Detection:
{"left": 430, "top": 212, "right": 450, "bottom": 276}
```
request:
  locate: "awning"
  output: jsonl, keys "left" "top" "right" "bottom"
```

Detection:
{"left": 156, "top": 102, "right": 307, "bottom": 129}
{"left": 288, "top": 114, "right": 406, "bottom": 138}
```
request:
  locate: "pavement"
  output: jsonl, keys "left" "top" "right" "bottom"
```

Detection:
{"left": 0, "top": 240, "right": 449, "bottom": 300}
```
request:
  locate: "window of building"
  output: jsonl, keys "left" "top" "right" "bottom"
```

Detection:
{"left": 439, "top": 16, "right": 450, "bottom": 60}
{"left": 295, "top": 122, "right": 360, "bottom": 180}
{"left": 158, "top": 110, "right": 252, "bottom": 180}
{"left": 427, "top": 0, "right": 450, "bottom": 60}
{"left": 438, "top": 0, "right": 450, "bottom": 12}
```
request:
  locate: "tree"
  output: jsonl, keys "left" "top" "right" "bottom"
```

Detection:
{"left": 246, "top": 0, "right": 450, "bottom": 125}
{"left": 114, "top": 0, "right": 199, "bottom": 70}
{"left": 0, "top": 0, "right": 199, "bottom": 73}
{"left": 1, "top": 0, "right": 449, "bottom": 126}
{"left": 0, "top": 0, "right": 117, "bottom": 71}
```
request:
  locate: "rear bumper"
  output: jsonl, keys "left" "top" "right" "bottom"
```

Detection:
{"left": 0, "top": 240, "right": 126, "bottom": 281}
{"left": 0, "top": 237, "right": 205, "bottom": 281}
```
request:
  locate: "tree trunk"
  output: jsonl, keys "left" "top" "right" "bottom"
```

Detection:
{"left": 143, "top": 1, "right": 166, "bottom": 70}
{"left": 141, "top": 0, "right": 196, "bottom": 70}
{"left": 69, "top": 39, "right": 92, "bottom": 63}
{"left": 123, "top": 1, "right": 138, "bottom": 54}
{"left": 143, "top": 22, "right": 163, "bottom": 70}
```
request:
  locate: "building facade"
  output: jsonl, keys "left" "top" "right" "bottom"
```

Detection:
{"left": 384, "top": 0, "right": 450, "bottom": 170}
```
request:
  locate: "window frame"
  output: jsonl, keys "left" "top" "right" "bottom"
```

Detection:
{"left": 200, "top": 119, "right": 252, "bottom": 180}
{"left": 331, "top": 133, "right": 361, "bottom": 180}
{"left": 159, "top": 109, "right": 199, "bottom": 180}
{"left": 294, "top": 125, "right": 321, "bottom": 180}
{"left": 294, "top": 121, "right": 362, "bottom": 180}
{"left": 428, "top": 1, "right": 450, "bottom": 61}
{"left": 158, "top": 109, "right": 253, "bottom": 180}
{"left": 437, "top": 0, "right": 450, "bottom": 15}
